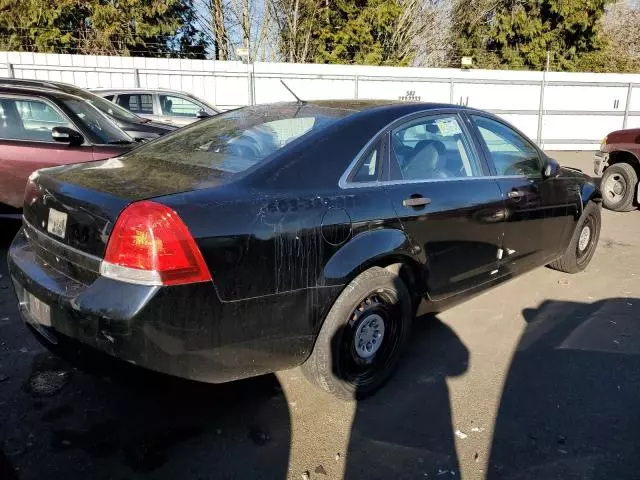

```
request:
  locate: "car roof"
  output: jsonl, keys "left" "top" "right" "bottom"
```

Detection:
{"left": 236, "top": 100, "right": 472, "bottom": 118}
{"left": 93, "top": 87, "right": 200, "bottom": 94}
{"left": 0, "top": 83, "right": 81, "bottom": 101}
{"left": 0, "top": 77, "right": 73, "bottom": 91}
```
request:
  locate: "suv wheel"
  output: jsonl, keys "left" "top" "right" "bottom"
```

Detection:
{"left": 601, "top": 163, "right": 638, "bottom": 212}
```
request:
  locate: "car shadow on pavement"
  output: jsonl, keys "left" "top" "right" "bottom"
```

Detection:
{"left": 487, "top": 297, "right": 640, "bottom": 479}
{"left": 1, "top": 218, "right": 293, "bottom": 480}
{"left": 343, "top": 315, "right": 469, "bottom": 479}
{"left": 20, "top": 344, "right": 292, "bottom": 479}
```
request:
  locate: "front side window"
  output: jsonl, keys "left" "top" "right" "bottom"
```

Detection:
{"left": 0, "top": 97, "right": 71, "bottom": 142}
{"left": 472, "top": 115, "right": 541, "bottom": 177}
{"left": 390, "top": 115, "right": 480, "bottom": 181}
{"left": 160, "top": 94, "right": 201, "bottom": 117}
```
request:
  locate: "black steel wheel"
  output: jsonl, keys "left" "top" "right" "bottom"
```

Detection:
{"left": 548, "top": 201, "right": 601, "bottom": 274}
{"left": 302, "top": 266, "right": 413, "bottom": 401}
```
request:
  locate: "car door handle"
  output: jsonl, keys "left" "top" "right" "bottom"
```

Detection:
{"left": 507, "top": 190, "right": 523, "bottom": 199}
{"left": 403, "top": 196, "right": 431, "bottom": 208}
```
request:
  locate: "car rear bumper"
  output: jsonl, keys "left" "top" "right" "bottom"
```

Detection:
{"left": 8, "top": 228, "right": 329, "bottom": 383}
{"left": 594, "top": 151, "right": 608, "bottom": 176}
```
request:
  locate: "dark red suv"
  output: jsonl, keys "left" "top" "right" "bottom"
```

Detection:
{"left": 0, "top": 84, "right": 136, "bottom": 217}
{"left": 594, "top": 128, "right": 640, "bottom": 211}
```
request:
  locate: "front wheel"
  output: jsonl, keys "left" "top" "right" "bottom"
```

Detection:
{"left": 302, "top": 266, "right": 413, "bottom": 401}
{"left": 548, "top": 201, "right": 601, "bottom": 274}
{"left": 601, "top": 163, "right": 637, "bottom": 212}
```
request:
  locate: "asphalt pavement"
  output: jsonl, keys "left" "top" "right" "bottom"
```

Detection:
{"left": 2, "top": 151, "right": 640, "bottom": 480}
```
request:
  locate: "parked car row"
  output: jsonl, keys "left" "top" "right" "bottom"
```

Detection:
{"left": 6, "top": 95, "right": 603, "bottom": 400}
{"left": 92, "top": 88, "right": 220, "bottom": 126}
{"left": 0, "top": 78, "right": 219, "bottom": 217}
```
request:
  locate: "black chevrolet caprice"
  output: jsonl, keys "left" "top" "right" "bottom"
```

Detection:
{"left": 8, "top": 101, "right": 601, "bottom": 400}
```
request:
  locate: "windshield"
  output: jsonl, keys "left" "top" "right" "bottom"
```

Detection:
{"left": 63, "top": 86, "right": 143, "bottom": 123}
{"left": 62, "top": 99, "right": 134, "bottom": 144}
{"left": 125, "top": 104, "right": 352, "bottom": 175}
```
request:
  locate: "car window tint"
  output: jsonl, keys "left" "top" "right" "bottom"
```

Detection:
{"left": 103, "top": 95, "right": 114, "bottom": 101}
{"left": 159, "top": 94, "right": 201, "bottom": 117}
{"left": 0, "top": 97, "right": 71, "bottom": 142}
{"left": 390, "top": 115, "right": 480, "bottom": 181}
{"left": 472, "top": 115, "right": 541, "bottom": 177}
{"left": 126, "top": 104, "right": 350, "bottom": 176}
{"left": 117, "top": 94, "right": 153, "bottom": 115}
{"left": 351, "top": 144, "right": 380, "bottom": 183}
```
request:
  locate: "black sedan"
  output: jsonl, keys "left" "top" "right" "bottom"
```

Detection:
{"left": 8, "top": 101, "right": 601, "bottom": 400}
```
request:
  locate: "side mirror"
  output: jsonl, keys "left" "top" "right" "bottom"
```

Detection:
{"left": 52, "top": 126, "right": 84, "bottom": 146}
{"left": 196, "top": 109, "right": 210, "bottom": 119}
{"left": 542, "top": 158, "right": 560, "bottom": 179}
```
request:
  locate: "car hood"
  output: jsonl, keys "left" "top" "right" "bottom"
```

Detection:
{"left": 117, "top": 119, "right": 178, "bottom": 136}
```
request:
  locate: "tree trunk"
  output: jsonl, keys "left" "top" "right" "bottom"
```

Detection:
{"left": 212, "top": 0, "right": 228, "bottom": 60}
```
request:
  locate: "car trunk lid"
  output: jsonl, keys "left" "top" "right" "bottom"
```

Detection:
{"left": 23, "top": 155, "right": 227, "bottom": 260}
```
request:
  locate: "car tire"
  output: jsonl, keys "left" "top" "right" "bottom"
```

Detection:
{"left": 601, "top": 163, "right": 638, "bottom": 212}
{"left": 548, "top": 201, "right": 601, "bottom": 274}
{"left": 301, "top": 266, "right": 413, "bottom": 401}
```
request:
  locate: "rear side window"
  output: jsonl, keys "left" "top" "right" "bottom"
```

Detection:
{"left": 349, "top": 141, "right": 381, "bottom": 183}
{"left": 0, "top": 97, "right": 71, "bottom": 142}
{"left": 123, "top": 104, "right": 351, "bottom": 176}
{"left": 117, "top": 94, "right": 153, "bottom": 115}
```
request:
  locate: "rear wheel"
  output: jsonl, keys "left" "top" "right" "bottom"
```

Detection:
{"left": 601, "top": 163, "right": 637, "bottom": 212}
{"left": 302, "top": 267, "right": 413, "bottom": 401}
{"left": 548, "top": 201, "right": 601, "bottom": 274}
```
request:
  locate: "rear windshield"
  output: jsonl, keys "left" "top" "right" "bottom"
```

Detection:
{"left": 125, "top": 104, "right": 352, "bottom": 175}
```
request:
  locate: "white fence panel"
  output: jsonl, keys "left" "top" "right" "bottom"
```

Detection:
{"left": 545, "top": 85, "right": 628, "bottom": 112}
{"left": 454, "top": 83, "right": 540, "bottom": 110}
{"left": 358, "top": 79, "right": 450, "bottom": 103}
{"left": 4, "top": 51, "right": 640, "bottom": 149}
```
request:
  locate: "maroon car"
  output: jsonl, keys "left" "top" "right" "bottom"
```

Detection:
{"left": 0, "top": 84, "right": 135, "bottom": 217}
{"left": 594, "top": 128, "right": 640, "bottom": 211}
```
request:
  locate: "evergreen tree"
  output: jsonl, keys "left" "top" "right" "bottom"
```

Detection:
{"left": 0, "top": 0, "right": 203, "bottom": 57}
{"left": 453, "top": 0, "right": 620, "bottom": 71}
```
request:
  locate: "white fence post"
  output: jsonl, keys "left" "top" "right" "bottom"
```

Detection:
{"left": 536, "top": 78, "right": 546, "bottom": 146}
{"left": 354, "top": 75, "right": 359, "bottom": 99}
{"left": 449, "top": 78, "right": 454, "bottom": 104}
{"left": 7, "top": 63, "right": 14, "bottom": 78}
{"left": 623, "top": 83, "right": 632, "bottom": 129}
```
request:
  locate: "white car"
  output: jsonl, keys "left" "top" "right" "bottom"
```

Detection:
{"left": 92, "top": 88, "right": 220, "bottom": 127}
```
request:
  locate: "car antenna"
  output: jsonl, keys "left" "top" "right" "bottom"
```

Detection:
{"left": 280, "top": 80, "right": 306, "bottom": 105}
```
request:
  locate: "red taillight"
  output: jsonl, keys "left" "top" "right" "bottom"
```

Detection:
{"left": 101, "top": 201, "right": 212, "bottom": 286}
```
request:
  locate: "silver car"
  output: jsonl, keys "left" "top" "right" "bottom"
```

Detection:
{"left": 92, "top": 88, "right": 220, "bottom": 127}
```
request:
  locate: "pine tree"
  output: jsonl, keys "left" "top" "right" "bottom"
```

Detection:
{"left": 0, "top": 0, "right": 202, "bottom": 57}
{"left": 453, "top": 0, "right": 619, "bottom": 71}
